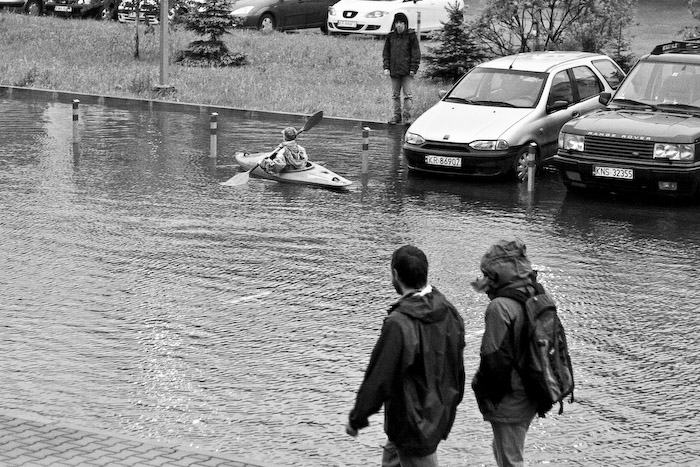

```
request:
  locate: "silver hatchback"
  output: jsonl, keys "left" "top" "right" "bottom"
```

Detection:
{"left": 403, "top": 51, "right": 625, "bottom": 181}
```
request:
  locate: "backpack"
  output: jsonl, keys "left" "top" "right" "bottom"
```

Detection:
{"left": 498, "top": 284, "right": 575, "bottom": 417}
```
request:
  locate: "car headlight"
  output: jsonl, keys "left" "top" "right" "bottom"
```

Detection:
{"left": 653, "top": 143, "right": 694, "bottom": 161}
{"left": 366, "top": 10, "right": 388, "bottom": 18}
{"left": 231, "top": 5, "right": 253, "bottom": 15}
{"left": 559, "top": 133, "right": 585, "bottom": 151}
{"left": 469, "top": 140, "right": 509, "bottom": 151}
{"left": 404, "top": 132, "right": 425, "bottom": 145}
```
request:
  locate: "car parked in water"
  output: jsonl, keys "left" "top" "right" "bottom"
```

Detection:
{"left": 230, "top": 0, "right": 336, "bottom": 32}
{"left": 45, "top": 0, "right": 119, "bottom": 19}
{"left": 0, "top": 0, "right": 43, "bottom": 15}
{"left": 402, "top": 51, "right": 625, "bottom": 181}
{"left": 327, "top": 0, "right": 458, "bottom": 36}
{"left": 553, "top": 39, "right": 700, "bottom": 200}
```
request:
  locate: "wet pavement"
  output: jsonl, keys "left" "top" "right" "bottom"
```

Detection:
{"left": 0, "top": 409, "right": 269, "bottom": 467}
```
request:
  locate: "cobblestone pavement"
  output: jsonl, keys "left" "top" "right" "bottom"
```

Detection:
{"left": 0, "top": 409, "right": 270, "bottom": 467}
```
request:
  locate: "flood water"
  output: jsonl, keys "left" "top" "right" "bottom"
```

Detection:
{"left": 1, "top": 94, "right": 699, "bottom": 467}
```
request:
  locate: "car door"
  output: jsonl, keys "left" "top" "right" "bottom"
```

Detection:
{"left": 278, "top": 0, "right": 308, "bottom": 28}
{"left": 541, "top": 69, "right": 580, "bottom": 157}
{"left": 302, "top": 0, "right": 331, "bottom": 26}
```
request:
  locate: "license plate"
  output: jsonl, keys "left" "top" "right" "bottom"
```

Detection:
{"left": 593, "top": 166, "right": 633, "bottom": 179}
{"left": 338, "top": 20, "right": 356, "bottom": 28}
{"left": 55, "top": 5, "right": 71, "bottom": 11}
{"left": 425, "top": 155, "right": 462, "bottom": 167}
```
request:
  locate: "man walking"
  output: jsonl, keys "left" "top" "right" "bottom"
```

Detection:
{"left": 471, "top": 238, "right": 539, "bottom": 467}
{"left": 346, "top": 245, "right": 465, "bottom": 467}
{"left": 383, "top": 13, "right": 421, "bottom": 125}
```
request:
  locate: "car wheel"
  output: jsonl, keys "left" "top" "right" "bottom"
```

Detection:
{"left": 24, "top": 0, "right": 41, "bottom": 15}
{"left": 513, "top": 146, "right": 536, "bottom": 183}
{"left": 259, "top": 13, "right": 275, "bottom": 33}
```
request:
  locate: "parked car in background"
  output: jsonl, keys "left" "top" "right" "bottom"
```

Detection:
{"left": 327, "top": 0, "right": 458, "bottom": 36}
{"left": 0, "top": 0, "right": 43, "bottom": 15}
{"left": 117, "top": 0, "right": 192, "bottom": 23}
{"left": 45, "top": 0, "right": 119, "bottom": 19}
{"left": 553, "top": 39, "right": 700, "bottom": 200}
{"left": 403, "top": 51, "right": 625, "bottom": 181}
{"left": 230, "top": 0, "right": 335, "bottom": 32}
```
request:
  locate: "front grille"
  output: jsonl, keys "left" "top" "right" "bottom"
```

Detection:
{"left": 420, "top": 141, "right": 472, "bottom": 153}
{"left": 585, "top": 136, "right": 654, "bottom": 159}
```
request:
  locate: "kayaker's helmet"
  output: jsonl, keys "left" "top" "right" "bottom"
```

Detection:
{"left": 282, "top": 127, "right": 298, "bottom": 141}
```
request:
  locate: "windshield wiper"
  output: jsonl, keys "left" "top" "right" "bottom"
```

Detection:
{"left": 656, "top": 103, "right": 700, "bottom": 113}
{"left": 611, "top": 98, "right": 658, "bottom": 111}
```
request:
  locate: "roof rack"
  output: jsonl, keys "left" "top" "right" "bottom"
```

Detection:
{"left": 651, "top": 38, "right": 700, "bottom": 55}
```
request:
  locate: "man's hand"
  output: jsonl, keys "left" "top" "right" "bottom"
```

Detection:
{"left": 345, "top": 422, "right": 358, "bottom": 437}
{"left": 409, "top": 71, "right": 415, "bottom": 76}
{"left": 383, "top": 69, "right": 390, "bottom": 77}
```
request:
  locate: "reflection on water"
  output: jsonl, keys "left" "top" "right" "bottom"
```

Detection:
{"left": 1, "top": 95, "right": 699, "bottom": 466}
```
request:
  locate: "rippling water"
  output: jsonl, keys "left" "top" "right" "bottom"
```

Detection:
{"left": 1, "top": 95, "right": 699, "bottom": 466}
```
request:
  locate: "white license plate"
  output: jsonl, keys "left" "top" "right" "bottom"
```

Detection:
{"left": 593, "top": 166, "right": 633, "bottom": 179}
{"left": 338, "top": 20, "right": 356, "bottom": 27}
{"left": 55, "top": 5, "right": 71, "bottom": 11}
{"left": 425, "top": 155, "right": 462, "bottom": 167}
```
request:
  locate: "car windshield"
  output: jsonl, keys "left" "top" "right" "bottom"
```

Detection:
{"left": 612, "top": 60, "right": 700, "bottom": 111}
{"left": 444, "top": 68, "right": 547, "bottom": 108}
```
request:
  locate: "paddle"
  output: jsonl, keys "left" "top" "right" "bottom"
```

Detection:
{"left": 221, "top": 111, "right": 324, "bottom": 187}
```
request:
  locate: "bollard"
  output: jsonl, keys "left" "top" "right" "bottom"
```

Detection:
{"left": 361, "top": 127, "right": 370, "bottom": 174}
{"left": 527, "top": 142, "right": 536, "bottom": 192}
{"left": 210, "top": 112, "right": 218, "bottom": 158}
{"left": 416, "top": 12, "right": 421, "bottom": 44}
{"left": 72, "top": 99, "right": 79, "bottom": 144}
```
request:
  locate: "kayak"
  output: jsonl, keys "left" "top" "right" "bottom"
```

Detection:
{"left": 225, "top": 151, "right": 352, "bottom": 189}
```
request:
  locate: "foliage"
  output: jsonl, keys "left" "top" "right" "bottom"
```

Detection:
{"left": 423, "top": 2, "right": 488, "bottom": 82}
{"left": 174, "top": 0, "right": 247, "bottom": 67}
{"left": 682, "top": 0, "right": 700, "bottom": 38}
{"left": 475, "top": 0, "right": 635, "bottom": 60}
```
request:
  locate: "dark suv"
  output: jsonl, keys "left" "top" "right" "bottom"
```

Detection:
{"left": 553, "top": 39, "right": 700, "bottom": 199}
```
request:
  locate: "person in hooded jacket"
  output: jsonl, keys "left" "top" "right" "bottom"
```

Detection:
{"left": 383, "top": 13, "right": 421, "bottom": 125}
{"left": 346, "top": 245, "right": 465, "bottom": 467}
{"left": 259, "top": 126, "right": 308, "bottom": 174}
{"left": 471, "top": 238, "right": 540, "bottom": 467}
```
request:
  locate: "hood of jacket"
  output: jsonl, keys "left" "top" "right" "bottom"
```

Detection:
{"left": 388, "top": 285, "right": 451, "bottom": 323}
{"left": 473, "top": 239, "right": 533, "bottom": 297}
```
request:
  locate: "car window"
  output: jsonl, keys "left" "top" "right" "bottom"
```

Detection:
{"left": 446, "top": 68, "right": 546, "bottom": 108}
{"left": 591, "top": 59, "right": 625, "bottom": 89}
{"left": 547, "top": 71, "right": 574, "bottom": 107}
{"left": 572, "top": 66, "right": 603, "bottom": 100}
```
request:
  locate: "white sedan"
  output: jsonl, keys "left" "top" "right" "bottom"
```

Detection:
{"left": 327, "top": 0, "right": 459, "bottom": 36}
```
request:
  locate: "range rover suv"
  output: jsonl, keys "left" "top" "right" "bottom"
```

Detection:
{"left": 553, "top": 39, "right": 700, "bottom": 199}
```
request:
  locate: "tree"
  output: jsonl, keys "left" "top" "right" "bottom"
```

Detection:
{"left": 682, "top": 0, "right": 700, "bottom": 38}
{"left": 174, "top": 0, "right": 246, "bottom": 67}
{"left": 475, "top": 0, "right": 634, "bottom": 58}
{"left": 423, "top": 1, "right": 488, "bottom": 82}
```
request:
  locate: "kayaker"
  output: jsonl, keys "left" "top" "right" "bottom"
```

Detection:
{"left": 260, "top": 127, "right": 308, "bottom": 174}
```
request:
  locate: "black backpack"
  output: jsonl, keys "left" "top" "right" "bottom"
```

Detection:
{"left": 498, "top": 284, "right": 575, "bottom": 417}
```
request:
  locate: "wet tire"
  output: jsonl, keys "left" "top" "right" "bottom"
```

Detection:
{"left": 513, "top": 146, "right": 532, "bottom": 183}
{"left": 259, "top": 13, "right": 274, "bottom": 33}
{"left": 24, "top": 0, "right": 42, "bottom": 15}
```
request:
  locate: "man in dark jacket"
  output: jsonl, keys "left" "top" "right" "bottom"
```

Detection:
{"left": 346, "top": 245, "right": 465, "bottom": 467}
{"left": 383, "top": 13, "right": 421, "bottom": 125}
{"left": 471, "top": 239, "right": 539, "bottom": 467}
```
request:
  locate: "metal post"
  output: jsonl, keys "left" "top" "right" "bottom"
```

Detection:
{"left": 72, "top": 99, "right": 79, "bottom": 144}
{"left": 361, "top": 127, "right": 370, "bottom": 174}
{"left": 416, "top": 12, "right": 421, "bottom": 44}
{"left": 210, "top": 112, "right": 218, "bottom": 158}
{"left": 527, "top": 142, "right": 536, "bottom": 192}
{"left": 159, "top": 0, "right": 169, "bottom": 87}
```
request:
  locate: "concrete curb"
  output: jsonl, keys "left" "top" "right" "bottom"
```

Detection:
{"left": 0, "top": 85, "right": 389, "bottom": 130}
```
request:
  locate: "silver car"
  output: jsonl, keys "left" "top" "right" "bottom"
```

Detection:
{"left": 403, "top": 51, "right": 625, "bottom": 181}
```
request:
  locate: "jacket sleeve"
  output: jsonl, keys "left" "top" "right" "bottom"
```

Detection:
{"left": 472, "top": 299, "right": 515, "bottom": 405}
{"left": 348, "top": 317, "right": 403, "bottom": 430}
{"left": 383, "top": 35, "right": 391, "bottom": 70}
{"left": 409, "top": 32, "right": 421, "bottom": 73}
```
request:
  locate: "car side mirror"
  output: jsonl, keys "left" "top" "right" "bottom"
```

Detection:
{"left": 547, "top": 100, "right": 569, "bottom": 113}
{"left": 599, "top": 92, "right": 612, "bottom": 105}
{"left": 438, "top": 90, "right": 447, "bottom": 99}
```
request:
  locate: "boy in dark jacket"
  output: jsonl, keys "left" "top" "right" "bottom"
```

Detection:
{"left": 383, "top": 13, "right": 421, "bottom": 125}
{"left": 346, "top": 245, "right": 465, "bottom": 467}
